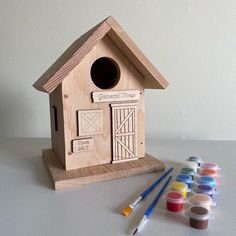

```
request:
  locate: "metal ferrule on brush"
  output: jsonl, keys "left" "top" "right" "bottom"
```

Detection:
{"left": 133, "top": 215, "right": 147, "bottom": 235}
{"left": 129, "top": 196, "right": 142, "bottom": 209}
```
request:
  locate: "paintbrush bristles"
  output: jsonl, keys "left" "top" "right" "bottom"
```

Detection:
{"left": 132, "top": 228, "right": 138, "bottom": 235}
{"left": 123, "top": 206, "right": 132, "bottom": 216}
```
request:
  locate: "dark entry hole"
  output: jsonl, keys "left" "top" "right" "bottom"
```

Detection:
{"left": 90, "top": 57, "right": 120, "bottom": 89}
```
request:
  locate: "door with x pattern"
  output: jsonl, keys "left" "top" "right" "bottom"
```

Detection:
{"left": 111, "top": 103, "right": 138, "bottom": 163}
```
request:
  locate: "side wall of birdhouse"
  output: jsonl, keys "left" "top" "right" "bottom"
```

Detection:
{"left": 49, "top": 85, "right": 66, "bottom": 167}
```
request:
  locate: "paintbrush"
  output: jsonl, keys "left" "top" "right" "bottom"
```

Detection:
{"left": 123, "top": 167, "right": 173, "bottom": 216}
{"left": 132, "top": 175, "right": 172, "bottom": 235}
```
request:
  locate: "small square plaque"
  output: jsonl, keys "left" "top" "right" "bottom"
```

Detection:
{"left": 72, "top": 138, "right": 94, "bottom": 153}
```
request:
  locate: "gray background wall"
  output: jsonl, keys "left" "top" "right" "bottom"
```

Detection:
{"left": 0, "top": 0, "right": 235, "bottom": 140}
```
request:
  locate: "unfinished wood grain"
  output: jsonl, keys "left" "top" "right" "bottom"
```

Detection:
{"left": 33, "top": 16, "right": 168, "bottom": 94}
{"left": 33, "top": 21, "right": 111, "bottom": 93}
{"left": 49, "top": 85, "right": 66, "bottom": 166}
{"left": 92, "top": 90, "right": 140, "bottom": 103}
{"left": 62, "top": 36, "right": 145, "bottom": 170}
{"left": 42, "top": 149, "right": 165, "bottom": 190}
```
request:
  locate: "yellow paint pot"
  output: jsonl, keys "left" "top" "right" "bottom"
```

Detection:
{"left": 171, "top": 181, "right": 188, "bottom": 199}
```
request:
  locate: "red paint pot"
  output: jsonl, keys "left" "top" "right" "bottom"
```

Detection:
{"left": 166, "top": 191, "right": 184, "bottom": 212}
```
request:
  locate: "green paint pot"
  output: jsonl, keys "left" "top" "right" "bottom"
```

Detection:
{"left": 180, "top": 167, "right": 195, "bottom": 179}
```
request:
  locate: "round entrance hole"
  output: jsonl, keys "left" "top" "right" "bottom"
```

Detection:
{"left": 90, "top": 57, "right": 120, "bottom": 89}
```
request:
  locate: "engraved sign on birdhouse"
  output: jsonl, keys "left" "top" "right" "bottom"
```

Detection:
{"left": 92, "top": 90, "right": 140, "bottom": 103}
{"left": 72, "top": 138, "right": 94, "bottom": 153}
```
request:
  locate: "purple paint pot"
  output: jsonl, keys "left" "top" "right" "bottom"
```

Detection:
{"left": 195, "top": 185, "right": 215, "bottom": 199}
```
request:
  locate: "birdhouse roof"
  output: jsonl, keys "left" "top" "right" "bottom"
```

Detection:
{"left": 33, "top": 16, "right": 169, "bottom": 93}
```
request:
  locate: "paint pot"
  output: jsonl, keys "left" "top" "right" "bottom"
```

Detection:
{"left": 188, "top": 156, "right": 202, "bottom": 167}
{"left": 184, "top": 161, "right": 198, "bottom": 173}
{"left": 201, "top": 162, "right": 220, "bottom": 172}
{"left": 180, "top": 167, "right": 195, "bottom": 179}
{"left": 199, "top": 168, "right": 217, "bottom": 179}
{"left": 198, "top": 176, "right": 216, "bottom": 188}
{"left": 195, "top": 185, "right": 215, "bottom": 198}
{"left": 189, "top": 193, "right": 214, "bottom": 211}
{"left": 171, "top": 181, "right": 188, "bottom": 199}
{"left": 176, "top": 174, "right": 192, "bottom": 188}
{"left": 188, "top": 206, "right": 209, "bottom": 230}
{"left": 166, "top": 191, "right": 184, "bottom": 212}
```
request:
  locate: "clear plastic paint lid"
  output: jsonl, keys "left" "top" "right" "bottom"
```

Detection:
{"left": 180, "top": 167, "right": 196, "bottom": 175}
{"left": 166, "top": 191, "right": 184, "bottom": 203}
{"left": 201, "top": 162, "right": 220, "bottom": 171}
{"left": 188, "top": 156, "right": 203, "bottom": 163}
{"left": 183, "top": 161, "right": 198, "bottom": 172}
{"left": 176, "top": 174, "right": 192, "bottom": 184}
{"left": 189, "top": 193, "right": 215, "bottom": 207}
{"left": 189, "top": 206, "right": 210, "bottom": 221}
{"left": 171, "top": 181, "right": 188, "bottom": 192}
{"left": 198, "top": 176, "right": 216, "bottom": 186}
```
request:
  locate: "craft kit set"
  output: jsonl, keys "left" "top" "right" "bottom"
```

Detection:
{"left": 122, "top": 156, "right": 221, "bottom": 233}
{"left": 33, "top": 15, "right": 222, "bottom": 234}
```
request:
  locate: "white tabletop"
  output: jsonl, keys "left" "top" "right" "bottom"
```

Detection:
{"left": 0, "top": 138, "right": 235, "bottom": 236}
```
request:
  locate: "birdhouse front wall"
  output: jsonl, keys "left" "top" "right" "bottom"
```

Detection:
{"left": 53, "top": 36, "right": 145, "bottom": 170}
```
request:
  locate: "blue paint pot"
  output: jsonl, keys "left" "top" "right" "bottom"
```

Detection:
{"left": 176, "top": 174, "right": 192, "bottom": 188}
{"left": 198, "top": 176, "right": 216, "bottom": 188}
{"left": 195, "top": 184, "right": 215, "bottom": 198}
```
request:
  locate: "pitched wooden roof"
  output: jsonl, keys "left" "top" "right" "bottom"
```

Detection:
{"left": 33, "top": 16, "right": 169, "bottom": 93}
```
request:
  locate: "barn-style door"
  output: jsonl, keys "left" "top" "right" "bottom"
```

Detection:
{"left": 111, "top": 103, "right": 138, "bottom": 163}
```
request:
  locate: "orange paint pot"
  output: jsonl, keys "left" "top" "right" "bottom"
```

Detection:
{"left": 199, "top": 168, "right": 217, "bottom": 179}
{"left": 201, "top": 162, "right": 220, "bottom": 175}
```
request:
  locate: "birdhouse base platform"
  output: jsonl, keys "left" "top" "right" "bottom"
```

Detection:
{"left": 42, "top": 149, "right": 165, "bottom": 190}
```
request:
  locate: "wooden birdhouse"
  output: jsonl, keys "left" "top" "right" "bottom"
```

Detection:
{"left": 33, "top": 16, "right": 169, "bottom": 190}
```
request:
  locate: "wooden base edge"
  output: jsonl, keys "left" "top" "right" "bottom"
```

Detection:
{"left": 42, "top": 149, "right": 165, "bottom": 190}
{"left": 112, "top": 157, "right": 139, "bottom": 164}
